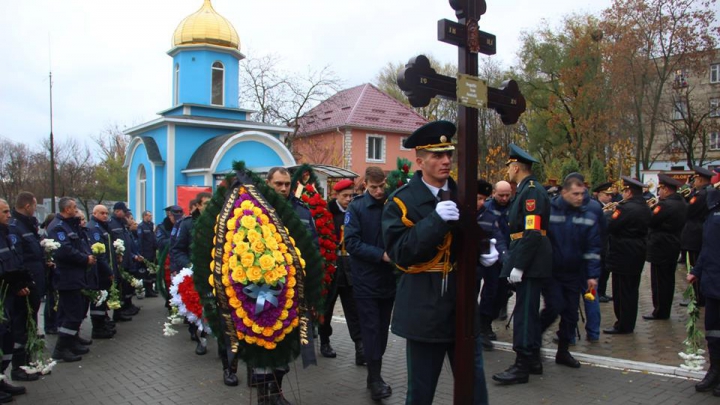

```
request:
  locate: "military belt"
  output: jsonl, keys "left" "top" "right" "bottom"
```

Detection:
{"left": 407, "top": 263, "right": 453, "bottom": 273}
{"left": 510, "top": 230, "right": 547, "bottom": 241}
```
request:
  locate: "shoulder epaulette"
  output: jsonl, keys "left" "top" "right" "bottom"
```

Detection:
{"left": 529, "top": 180, "right": 535, "bottom": 188}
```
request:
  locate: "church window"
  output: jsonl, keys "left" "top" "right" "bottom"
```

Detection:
{"left": 137, "top": 164, "right": 147, "bottom": 214}
{"left": 174, "top": 64, "right": 180, "bottom": 105}
{"left": 212, "top": 61, "right": 224, "bottom": 106}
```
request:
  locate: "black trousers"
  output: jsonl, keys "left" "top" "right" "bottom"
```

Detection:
{"left": 512, "top": 278, "right": 543, "bottom": 357}
{"left": 650, "top": 260, "right": 677, "bottom": 319}
{"left": 477, "top": 264, "right": 500, "bottom": 318}
{"left": 44, "top": 271, "right": 58, "bottom": 331}
{"left": 611, "top": 273, "right": 641, "bottom": 332}
{"left": 57, "top": 290, "right": 85, "bottom": 337}
{"left": 687, "top": 250, "right": 706, "bottom": 306}
{"left": 354, "top": 297, "right": 393, "bottom": 361}
{"left": 598, "top": 253, "right": 611, "bottom": 296}
{"left": 705, "top": 297, "right": 720, "bottom": 361}
{"left": 319, "top": 275, "right": 362, "bottom": 344}
{"left": 540, "top": 276, "right": 581, "bottom": 341}
{"left": 406, "top": 339, "right": 455, "bottom": 405}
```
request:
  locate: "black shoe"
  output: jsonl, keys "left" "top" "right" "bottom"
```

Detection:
{"left": 123, "top": 307, "right": 140, "bottom": 316}
{"left": 92, "top": 328, "right": 115, "bottom": 339}
{"left": 45, "top": 327, "right": 58, "bottom": 335}
{"left": 0, "top": 381, "right": 26, "bottom": 396}
{"left": 113, "top": 312, "right": 132, "bottom": 322}
{"left": 368, "top": 380, "right": 392, "bottom": 401}
{"left": 603, "top": 327, "right": 631, "bottom": 335}
{"left": 320, "top": 343, "right": 336, "bottom": 358}
{"left": 0, "top": 391, "right": 11, "bottom": 403}
{"left": 492, "top": 364, "right": 529, "bottom": 385}
{"left": 11, "top": 367, "right": 40, "bottom": 382}
{"left": 69, "top": 342, "right": 90, "bottom": 355}
{"left": 696, "top": 367, "right": 720, "bottom": 392}
{"left": 598, "top": 295, "right": 612, "bottom": 303}
{"left": 223, "top": 369, "right": 239, "bottom": 386}
{"left": 76, "top": 335, "right": 92, "bottom": 345}
{"left": 555, "top": 350, "right": 581, "bottom": 368}
{"left": 195, "top": 339, "right": 208, "bottom": 355}
{"left": 52, "top": 336, "right": 82, "bottom": 362}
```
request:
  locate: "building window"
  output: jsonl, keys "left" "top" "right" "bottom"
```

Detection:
{"left": 137, "top": 164, "right": 147, "bottom": 214}
{"left": 672, "top": 100, "right": 687, "bottom": 121}
{"left": 711, "top": 132, "right": 720, "bottom": 151}
{"left": 211, "top": 61, "right": 224, "bottom": 106}
{"left": 366, "top": 135, "right": 386, "bottom": 162}
{"left": 400, "top": 136, "right": 411, "bottom": 150}
{"left": 712, "top": 64, "right": 720, "bottom": 84}
{"left": 174, "top": 64, "right": 180, "bottom": 106}
{"left": 711, "top": 98, "right": 720, "bottom": 118}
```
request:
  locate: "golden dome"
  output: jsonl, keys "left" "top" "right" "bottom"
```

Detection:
{"left": 172, "top": 0, "right": 240, "bottom": 50}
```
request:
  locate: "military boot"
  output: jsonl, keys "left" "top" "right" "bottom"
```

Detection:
{"left": 355, "top": 341, "right": 366, "bottom": 366}
{"left": 69, "top": 336, "right": 90, "bottom": 355}
{"left": 0, "top": 380, "right": 25, "bottom": 396}
{"left": 366, "top": 360, "right": 392, "bottom": 401}
{"left": 91, "top": 316, "right": 115, "bottom": 339}
{"left": 320, "top": 342, "right": 336, "bottom": 358}
{"left": 10, "top": 349, "right": 39, "bottom": 381}
{"left": 696, "top": 361, "right": 720, "bottom": 392}
{"left": 267, "top": 371, "right": 293, "bottom": 405}
{"left": 528, "top": 350, "right": 543, "bottom": 375}
{"left": 76, "top": 334, "right": 92, "bottom": 346}
{"left": 479, "top": 316, "right": 495, "bottom": 351}
{"left": 555, "top": 340, "right": 580, "bottom": 368}
{"left": 492, "top": 355, "right": 530, "bottom": 385}
{"left": 51, "top": 335, "right": 82, "bottom": 362}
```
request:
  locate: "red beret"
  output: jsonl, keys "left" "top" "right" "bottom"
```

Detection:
{"left": 333, "top": 179, "right": 354, "bottom": 192}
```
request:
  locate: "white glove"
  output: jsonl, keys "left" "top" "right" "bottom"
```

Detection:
{"left": 507, "top": 268, "right": 524, "bottom": 284}
{"left": 435, "top": 200, "right": 459, "bottom": 222}
{"left": 480, "top": 239, "right": 499, "bottom": 267}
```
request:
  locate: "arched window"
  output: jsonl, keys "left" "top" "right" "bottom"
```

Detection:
{"left": 173, "top": 64, "right": 180, "bottom": 105}
{"left": 211, "top": 61, "right": 224, "bottom": 106}
{"left": 137, "top": 164, "right": 147, "bottom": 214}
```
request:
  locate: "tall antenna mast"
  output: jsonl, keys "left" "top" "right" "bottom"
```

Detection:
{"left": 49, "top": 36, "right": 56, "bottom": 213}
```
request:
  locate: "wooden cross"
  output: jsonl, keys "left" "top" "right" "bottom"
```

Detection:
{"left": 396, "top": 2, "right": 526, "bottom": 404}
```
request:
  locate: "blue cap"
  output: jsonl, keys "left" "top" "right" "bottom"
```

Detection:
{"left": 113, "top": 202, "right": 128, "bottom": 212}
{"left": 506, "top": 143, "right": 539, "bottom": 165}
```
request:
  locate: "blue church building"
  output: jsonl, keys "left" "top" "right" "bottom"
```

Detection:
{"left": 124, "top": 0, "right": 294, "bottom": 215}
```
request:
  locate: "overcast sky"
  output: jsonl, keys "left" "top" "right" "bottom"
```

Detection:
{"left": 0, "top": 0, "right": 612, "bottom": 149}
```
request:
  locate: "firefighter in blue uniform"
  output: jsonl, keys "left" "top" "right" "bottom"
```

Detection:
{"left": 0, "top": 198, "right": 31, "bottom": 399}
{"left": 156, "top": 206, "right": 179, "bottom": 251}
{"left": 8, "top": 192, "right": 45, "bottom": 381}
{"left": 492, "top": 143, "right": 552, "bottom": 385}
{"left": 689, "top": 186, "right": 720, "bottom": 396}
{"left": 108, "top": 202, "right": 141, "bottom": 320}
{"left": 540, "top": 173, "right": 602, "bottom": 368}
{"left": 319, "top": 178, "right": 364, "bottom": 364}
{"left": 87, "top": 205, "right": 117, "bottom": 339}
{"left": 345, "top": 168, "right": 396, "bottom": 401}
{"left": 603, "top": 177, "right": 651, "bottom": 334}
{"left": 643, "top": 173, "right": 687, "bottom": 320}
{"left": 137, "top": 210, "right": 158, "bottom": 297}
{"left": 681, "top": 166, "right": 713, "bottom": 308}
{"left": 476, "top": 179, "right": 506, "bottom": 351}
{"left": 382, "top": 121, "right": 488, "bottom": 405}
{"left": 48, "top": 197, "right": 93, "bottom": 362}
{"left": 485, "top": 181, "right": 513, "bottom": 323}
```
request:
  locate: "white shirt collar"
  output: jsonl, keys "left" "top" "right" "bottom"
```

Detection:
{"left": 422, "top": 178, "right": 449, "bottom": 200}
{"left": 335, "top": 200, "right": 347, "bottom": 213}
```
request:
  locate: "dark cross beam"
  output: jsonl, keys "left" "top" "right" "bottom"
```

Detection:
{"left": 396, "top": 1, "right": 526, "bottom": 403}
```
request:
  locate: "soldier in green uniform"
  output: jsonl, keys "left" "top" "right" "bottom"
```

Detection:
{"left": 382, "top": 120, "right": 489, "bottom": 405}
{"left": 492, "top": 144, "right": 552, "bottom": 385}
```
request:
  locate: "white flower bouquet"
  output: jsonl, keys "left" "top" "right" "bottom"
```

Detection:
{"left": 40, "top": 239, "right": 61, "bottom": 262}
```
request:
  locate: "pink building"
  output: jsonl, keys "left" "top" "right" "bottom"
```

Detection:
{"left": 293, "top": 84, "right": 428, "bottom": 179}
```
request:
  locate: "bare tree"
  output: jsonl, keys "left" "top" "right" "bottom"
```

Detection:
{"left": 0, "top": 138, "right": 34, "bottom": 205}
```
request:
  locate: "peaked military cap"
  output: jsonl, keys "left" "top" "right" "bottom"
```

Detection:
{"left": 403, "top": 120, "right": 456, "bottom": 152}
{"left": 477, "top": 179, "right": 493, "bottom": 197}
{"left": 692, "top": 165, "right": 714, "bottom": 179}
{"left": 506, "top": 143, "right": 539, "bottom": 165}
{"left": 657, "top": 173, "right": 683, "bottom": 189}
{"left": 621, "top": 176, "right": 646, "bottom": 191}
{"left": 592, "top": 181, "right": 614, "bottom": 194}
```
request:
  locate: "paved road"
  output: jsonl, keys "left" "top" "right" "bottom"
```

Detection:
{"left": 9, "top": 290, "right": 714, "bottom": 405}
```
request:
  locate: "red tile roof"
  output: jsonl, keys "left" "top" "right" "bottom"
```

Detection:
{"left": 295, "top": 83, "right": 428, "bottom": 136}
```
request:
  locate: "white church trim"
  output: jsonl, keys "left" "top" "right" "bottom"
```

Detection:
{"left": 167, "top": 124, "right": 176, "bottom": 207}
{"left": 210, "top": 131, "right": 295, "bottom": 172}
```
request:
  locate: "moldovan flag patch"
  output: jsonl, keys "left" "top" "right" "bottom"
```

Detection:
{"left": 525, "top": 215, "right": 541, "bottom": 230}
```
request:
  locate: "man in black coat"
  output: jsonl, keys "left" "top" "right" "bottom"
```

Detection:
{"left": 319, "top": 178, "right": 364, "bottom": 365}
{"left": 345, "top": 167, "right": 396, "bottom": 401}
{"left": 603, "top": 177, "right": 651, "bottom": 334}
{"left": 137, "top": 210, "right": 158, "bottom": 297}
{"left": 688, "top": 187, "right": 720, "bottom": 396}
{"left": 493, "top": 144, "right": 552, "bottom": 385}
{"left": 644, "top": 173, "right": 687, "bottom": 320}
{"left": 681, "top": 166, "right": 713, "bottom": 307}
{"left": 48, "top": 197, "right": 94, "bottom": 362}
{"left": 592, "top": 182, "right": 615, "bottom": 303}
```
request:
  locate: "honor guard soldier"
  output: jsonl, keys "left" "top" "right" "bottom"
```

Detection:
{"left": 48, "top": 197, "right": 94, "bottom": 362}
{"left": 688, "top": 187, "right": 720, "bottom": 396}
{"left": 382, "top": 121, "right": 488, "bottom": 404}
{"left": 345, "top": 168, "right": 396, "bottom": 401}
{"left": 643, "top": 174, "right": 687, "bottom": 320}
{"left": 319, "top": 178, "right": 364, "bottom": 365}
{"left": 681, "top": 166, "right": 713, "bottom": 308}
{"left": 603, "top": 177, "right": 651, "bottom": 334}
{"left": 592, "top": 182, "right": 615, "bottom": 302}
{"left": 492, "top": 144, "right": 552, "bottom": 385}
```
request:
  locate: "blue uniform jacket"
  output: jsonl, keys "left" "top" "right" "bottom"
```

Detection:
{"left": 344, "top": 193, "right": 396, "bottom": 299}
{"left": 0, "top": 224, "right": 30, "bottom": 295}
{"left": 484, "top": 199, "right": 510, "bottom": 248}
{"left": 9, "top": 211, "right": 45, "bottom": 290}
{"left": 88, "top": 218, "right": 115, "bottom": 290}
{"left": 690, "top": 189, "right": 720, "bottom": 300}
{"left": 47, "top": 215, "right": 90, "bottom": 290}
{"left": 170, "top": 215, "right": 194, "bottom": 273}
{"left": 108, "top": 216, "right": 136, "bottom": 273}
{"left": 476, "top": 205, "right": 507, "bottom": 264}
{"left": 156, "top": 218, "right": 173, "bottom": 251}
{"left": 290, "top": 197, "right": 318, "bottom": 244}
{"left": 137, "top": 220, "right": 157, "bottom": 262}
{"left": 548, "top": 195, "right": 602, "bottom": 280}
